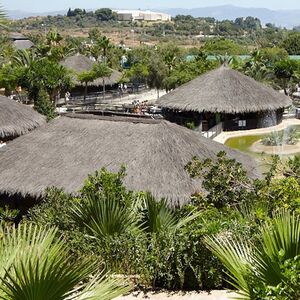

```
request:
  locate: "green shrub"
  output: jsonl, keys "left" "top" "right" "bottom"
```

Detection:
{"left": 34, "top": 89, "right": 57, "bottom": 121}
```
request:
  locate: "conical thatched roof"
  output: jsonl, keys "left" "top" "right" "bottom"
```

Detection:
{"left": 60, "top": 54, "right": 122, "bottom": 86}
{"left": 0, "top": 96, "right": 46, "bottom": 139}
{"left": 0, "top": 114, "right": 259, "bottom": 206}
{"left": 157, "top": 66, "right": 292, "bottom": 114}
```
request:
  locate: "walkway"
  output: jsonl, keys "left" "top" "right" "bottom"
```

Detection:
{"left": 214, "top": 119, "right": 300, "bottom": 144}
{"left": 118, "top": 290, "right": 239, "bottom": 300}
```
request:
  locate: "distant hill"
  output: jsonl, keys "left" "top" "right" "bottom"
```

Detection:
{"left": 160, "top": 5, "right": 300, "bottom": 28}
{"left": 7, "top": 10, "right": 66, "bottom": 19}
{"left": 7, "top": 5, "right": 300, "bottom": 28}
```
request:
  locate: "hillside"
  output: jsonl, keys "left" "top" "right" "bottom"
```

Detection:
{"left": 8, "top": 5, "right": 300, "bottom": 28}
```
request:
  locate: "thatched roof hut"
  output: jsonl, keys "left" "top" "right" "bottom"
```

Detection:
{"left": 157, "top": 66, "right": 292, "bottom": 114}
{"left": 9, "top": 33, "right": 34, "bottom": 50}
{"left": 60, "top": 54, "right": 122, "bottom": 86}
{"left": 0, "top": 96, "right": 46, "bottom": 140}
{"left": 0, "top": 114, "right": 259, "bottom": 206}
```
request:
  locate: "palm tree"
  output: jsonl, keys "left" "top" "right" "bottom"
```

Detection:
{"left": 96, "top": 36, "right": 112, "bottom": 63}
{"left": 0, "top": 223, "right": 130, "bottom": 300}
{"left": 77, "top": 70, "right": 96, "bottom": 101}
{"left": 0, "top": 5, "right": 7, "bottom": 28}
{"left": 73, "top": 191, "right": 200, "bottom": 242}
{"left": 92, "top": 62, "right": 112, "bottom": 99}
{"left": 205, "top": 210, "right": 300, "bottom": 299}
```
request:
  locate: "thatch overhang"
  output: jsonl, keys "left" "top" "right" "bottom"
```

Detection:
{"left": 0, "top": 96, "right": 46, "bottom": 139}
{"left": 0, "top": 114, "right": 260, "bottom": 206}
{"left": 60, "top": 54, "right": 122, "bottom": 87}
{"left": 157, "top": 66, "right": 292, "bottom": 114}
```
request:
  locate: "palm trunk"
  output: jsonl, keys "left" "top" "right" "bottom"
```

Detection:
{"left": 102, "top": 79, "right": 105, "bottom": 100}
{"left": 84, "top": 82, "right": 88, "bottom": 101}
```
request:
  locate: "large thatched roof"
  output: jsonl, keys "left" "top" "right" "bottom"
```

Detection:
{"left": 0, "top": 114, "right": 259, "bottom": 205}
{"left": 60, "top": 54, "right": 122, "bottom": 86}
{"left": 0, "top": 96, "right": 46, "bottom": 139}
{"left": 157, "top": 66, "right": 292, "bottom": 114}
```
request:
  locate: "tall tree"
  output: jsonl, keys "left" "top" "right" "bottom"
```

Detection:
{"left": 92, "top": 62, "right": 112, "bottom": 99}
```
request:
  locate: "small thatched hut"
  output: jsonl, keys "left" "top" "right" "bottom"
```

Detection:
{"left": 0, "top": 96, "right": 46, "bottom": 141}
{"left": 9, "top": 33, "right": 34, "bottom": 50}
{"left": 158, "top": 66, "right": 292, "bottom": 132}
{"left": 60, "top": 54, "right": 122, "bottom": 96}
{"left": 0, "top": 114, "right": 259, "bottom": 207}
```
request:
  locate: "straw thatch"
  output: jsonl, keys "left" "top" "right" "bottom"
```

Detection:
{"left": 0, "top": 113, "right": 259, "bottom": 206}
{"left": 0, "top": 96, "right": 46, "bottom": 139}
{"left": 9, "top": 33, "right": 34, "bottom": 50}
{"left": 60, "top": 54, "right": 122, "bottom": 86}
{"left": 157, "top": 66, "right": 292, "bottom": 114}
{"left": 13, "top": 40, "right": 34, "bottom": 50}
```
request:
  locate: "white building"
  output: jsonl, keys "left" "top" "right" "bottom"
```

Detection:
{"left": 115, "top": 10, "right": 171, "bottom": 22}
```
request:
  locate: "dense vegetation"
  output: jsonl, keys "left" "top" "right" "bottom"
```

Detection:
{"left": 1, "top": 153, "right": 296, "bottom": 298}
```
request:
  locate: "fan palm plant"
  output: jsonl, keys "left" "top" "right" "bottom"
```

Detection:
{"left": 0, "top": 224, "right": 130, "bottom": 300}
{"left": 205, "top": 210, "right": 300, "bottom": 299}
{"left": 140, "top": 192, "right": 199, "bottom": 234}
{"left": 72, "top": 193, "right": 142, "bottom": 242}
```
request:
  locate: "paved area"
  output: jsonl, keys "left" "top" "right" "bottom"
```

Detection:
{"left": 117, "top": 290, "right": 239, "bottom": 300}
{"left": 214, "top": 118, "right": 300, "bottom": 144}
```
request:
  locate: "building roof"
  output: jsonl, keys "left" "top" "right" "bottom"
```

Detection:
{"left": 157, "top": 66, "right": 292, "bottom": 114}
{"left": 0, "top": 96, "right": 46, "bottom": 139}
{"left": 0, "top": 113, "right": 260, "bottom": 206}
{"left": 60, "top": 54, "right": 122, "bottom": 86}
{"left": 12, "top": 40, "right": 34, "bottom": 50}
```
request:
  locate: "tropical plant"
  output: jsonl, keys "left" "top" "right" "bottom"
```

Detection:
{"left": 92, "top": 62, "right": 112, "bottom": 99}
{"left": 20, "top": 58, "right": 73, "bottom": 103}
{"left": 34, "top": 89, "right": 57, "bottom": 120}
{"left": 205, "top": 210, "right": 300, "bottom": 299}
{"left": 185, "top": 151, "right": 252, "bottom": 208}
{"left": 261, "top": 128, "right": 300, "bottom": 146}
{"left": 0, "top": 5, "right": 7, "bottom": 28}
{"left": 0, "top": 223, "right": 130, "bottom": 300}
{"left": 77, "top": 70, "right": 96, "bottom": 100}
{"left": 72, "top": 193, "right": 141, "bottom": 242}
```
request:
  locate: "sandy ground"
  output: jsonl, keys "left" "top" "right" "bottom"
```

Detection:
{"left": 214, "top": 118, "right": 300, "bottom": 144}
{"left": 114, "top": 89, "right": 166, "bottom": 105}
{"left": 117, "top": 290, "right": 239, "bottom": 300}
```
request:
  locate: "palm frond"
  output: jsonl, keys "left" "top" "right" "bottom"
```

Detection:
{"left": 0, "top": 224, "right": 130, "bottom": 299}
{"left": 205, "top": 210, "right": 300, "bottom": 299}
{"left": 72, "top": 194, "right": 142, "bottom": 241}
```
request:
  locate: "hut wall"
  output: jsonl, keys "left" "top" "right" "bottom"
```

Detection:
{"left": 223, "top": 109, "right": 284, "bottom": 131}
{"left": 162, "top": 109, "right": 202, "bottom": 129}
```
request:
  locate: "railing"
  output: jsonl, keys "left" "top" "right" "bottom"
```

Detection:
{"left": 202, "top": 122, "right": 223, "bottom": 139}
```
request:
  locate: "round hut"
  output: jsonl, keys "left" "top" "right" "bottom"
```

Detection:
{"left": 157, "top": 66, "right": 292, "bottom": 132}
{"left": 0, "top": 96, "right": 46, "bottom": 141}
{"left": 0, "top": 114, "right": 259, "bottom": 207}
{"left": 60, "top": 54, "right": 122, "bottom": 97}
{"left": 9, "top": 33, "right": 34, "bottom": 50}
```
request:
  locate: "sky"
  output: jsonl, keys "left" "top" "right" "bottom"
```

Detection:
{"left": 2, "top": 0, "right": 300, "bottom": 13}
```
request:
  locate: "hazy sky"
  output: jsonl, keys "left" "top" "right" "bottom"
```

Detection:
{"left": 2, "top": 0, "right": 300, "bottom": 12}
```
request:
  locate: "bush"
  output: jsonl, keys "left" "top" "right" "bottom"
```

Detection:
{"left": 34, "top": 89, "right": 57, "bottom": 120}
